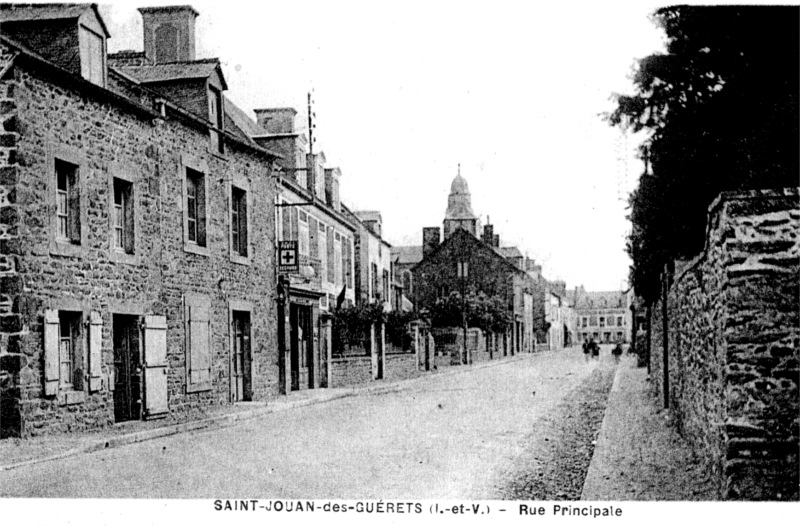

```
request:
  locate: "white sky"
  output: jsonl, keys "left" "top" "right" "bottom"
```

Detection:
{"left": 101, "top": 0, "right": 668, "bottom": 291}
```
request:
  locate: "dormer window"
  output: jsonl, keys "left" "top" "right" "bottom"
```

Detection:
{"left": 79, "top": 25, "right": 106, "bottom": 87}
{"left": 208, "top": 86, "right": 224, "bottom": 155}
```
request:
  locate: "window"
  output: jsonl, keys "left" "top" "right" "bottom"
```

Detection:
{"left": 402, "top": 270, "right": 413, "bottom": 297}
{"left": 298, "top": 211, "right": 309, "bottom": 256}
{"left": 599, "top": 317, "right": 605, "bottom": 327}
{"left": 185, "top": 294, "right": 212, "bottom": 393}
{"left": 231, "top": 187, "right": 248, "bottom": 258}
{"left": 58, "top": 312, "right": 81, "bottom": 390}
{"left": 55, "top": 159, "right": 80, "bottom": 243}
{"left": 616, "top": 332, "right": 623, "bottom": 342}
{"left": 113, "top": 178, "right": 134, "bottom": 254}
{"left": 617, "top": 316, "right": 623, "bottom": 326}
{"left": 382, "top": 269, "right": 389, "bottom": 303}
{"left": 371, "top": 262, "right": 379, "bottom": 300}
{"left": 185, "top": 167, "right": 207, "bottom": 248}
{"left": 607, "top": 316, "right": 615, "bottom": 327}
{"left": 208, "top": 86, "right": 224, "bottom": 155}
{"left": 79, "top": 26, "right": 105, "bottom": 87}
{"left": 581, "top": 317, "right": 588, "bottom": 328}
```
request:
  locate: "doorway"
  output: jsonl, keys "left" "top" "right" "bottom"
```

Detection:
{"left": 113, "top": 315, "right": 141, "bottom": 423}
{"left": 289, "top": 303, "right": 314, "bottom": 391}
{"left": 231, "top": 311, "right": 252, "bottom": 402}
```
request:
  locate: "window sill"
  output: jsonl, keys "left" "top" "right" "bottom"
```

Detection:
{"left": 109, "top": 249, "right": 139, "bottom": 265}
{"left": 207, "top": 146, "right": 228, "bottom": 162}
{"left": 183, "top": 242, "right": 210, "bottom": 257}
{"left": 230, "top": 252, "right": 251, "bottom": 266}
{"left": 59, "top": 390, "right": 86, "bottom": 406}
{"left": 186, "top": 381, "right": 211, "bottom": 394}
{"left": 49, "top": 239, "right": 85, "bottom": 258}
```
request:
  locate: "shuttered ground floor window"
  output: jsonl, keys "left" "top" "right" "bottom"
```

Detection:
{"left": 185, "top": 294, "right": 212, "bottom": 393}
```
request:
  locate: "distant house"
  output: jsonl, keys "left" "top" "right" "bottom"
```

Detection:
{"left": 571, "top": 288, "right": 631, "bottom": 344}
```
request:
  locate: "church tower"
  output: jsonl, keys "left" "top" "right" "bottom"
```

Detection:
{"left": 443, "top": 165, "right": 480, "bottom": 238}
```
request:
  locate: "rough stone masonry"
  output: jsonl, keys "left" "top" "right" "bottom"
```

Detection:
{"left": 649, "top": 188, "right": 799, "bottom": 500}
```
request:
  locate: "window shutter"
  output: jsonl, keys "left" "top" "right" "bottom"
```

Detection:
{"left": 309, "top": 217, "right": 318, "bottom": 258}
{"left": 326, "top": 227, "right": 334, "bottom": 283}
{"left": 196, "top": 176, "right": 207, "bottom": 246}
{"left": 291, "top": 207, "right": 298, "bottom": 240}
{"left": 281, "top": 205, "right": 291, "bottom": 241}
{"left": 124, "top": 187, "right": 135, "bottom": 254}
{"left": 43, "top": 309, "right": 60, "bottom": 396}
{"left": 68, "top": 176, "right": 80, "bottom": 242}
{"left": 187, "top": 301, "right": 211, "bottom": 392}
{"left": 88, "top": 311, "right": 103, "bottom": 392}
{"left": 240, "top": 192, "right": 248, "bottom": 257}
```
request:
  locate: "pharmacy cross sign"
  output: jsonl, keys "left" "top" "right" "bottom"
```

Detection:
{"left": 278, "top": 241, "right": 299, "bottom": 273}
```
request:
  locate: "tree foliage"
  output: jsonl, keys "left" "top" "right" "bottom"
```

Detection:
{"left": 608, "top": 6, "right": 799, "bottom": 303}
{"left": 428, "top": 291, "right": 512, "bottom": 333}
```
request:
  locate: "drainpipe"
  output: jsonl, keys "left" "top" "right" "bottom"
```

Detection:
{"left": 662, "top": 265, "right": 670, "bottom": 409}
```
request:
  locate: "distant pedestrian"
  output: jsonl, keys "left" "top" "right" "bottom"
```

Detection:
{"left": 612, "top": 342, "right": 623, "bottom": 363}
{"left": 589, "top": 337, "right": 600, "bottom": 360}
{"left": 582, "top": 339, "right": 590, "bottom": 362}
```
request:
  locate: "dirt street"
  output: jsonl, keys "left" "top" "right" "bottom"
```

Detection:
{"left": 0, "top": 347, "right": 614, "bottom": 498}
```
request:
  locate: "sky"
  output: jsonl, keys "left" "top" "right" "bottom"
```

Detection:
{"left": 100, "top": 0, "right": 668, "bottom": 291}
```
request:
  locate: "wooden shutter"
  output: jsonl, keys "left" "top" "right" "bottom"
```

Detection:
{"left": 43, "top": 309, "right": 60, "bottom": 396}
{"left": 67, "top": 172, "right": 80, "bottom": 242}
{"left": 187, "top": 300, "right": 211, "bottom": 392}
{"left": 309, "top": 217, "right": 318, "bottom": 258}
{"left": 124, "top": 185, "right": 135, "bottom": 254}
{"left": 290, "top": 207, "right": 298, "bottom": 240}
{"left": 143, "top": 315, "right": 169, "bottom": 416}
{"left": 88, "top": 311, "right": 103, "bottom": 392}
{"left": 240, "top": 191, "right": 248, "bottom": 257}
{"left": 196, "top": 175, "right": 207, "bottom": 247}
{"left": 327, "top": 226, "right": 334, "bottom": 283}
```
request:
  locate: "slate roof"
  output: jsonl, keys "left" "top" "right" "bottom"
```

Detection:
{"left": 223, "top": 96, "right": 266, "bottom": 144}
{"left": 116, "top": 59, "right": 227, "bottom": 89}
{"left": 0, "top": 3, "right": 110, "bottom": 36}
{"left": 495, "top": 246, "right": 523, "bottom": 259}
{"left": 391, "top": 245, "right": 423, "bottom": 265}
{"left": 573, "top": 290, "right": 627, "bottom": 310}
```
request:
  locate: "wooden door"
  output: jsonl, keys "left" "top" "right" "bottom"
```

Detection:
{"left": 113, "top": 315, "right": 141, "bottom": 423}
{"left": 232, "top": 312, "right": 252, "bottom": 402}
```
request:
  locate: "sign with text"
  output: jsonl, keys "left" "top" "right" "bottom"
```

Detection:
{"left": 278, "top": 241, "right": 299, "bottom": 273}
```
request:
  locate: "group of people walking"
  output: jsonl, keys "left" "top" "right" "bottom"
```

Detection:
{"left": 582, "top": 338, "right": 624, "bottom": 363}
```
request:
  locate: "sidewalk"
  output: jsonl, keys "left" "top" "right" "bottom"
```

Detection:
{"left": 580, "top": 355, "right": 720, "bottom": 500}
{"left": 0, "top": 351, "right": 534, "bottom": 472}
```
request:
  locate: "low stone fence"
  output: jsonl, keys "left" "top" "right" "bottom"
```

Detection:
{"left": 330, "top": 356, "right": 373, "bottom": 388}
{"left": 648, "top": 188, "right": 799, "bottom": 500}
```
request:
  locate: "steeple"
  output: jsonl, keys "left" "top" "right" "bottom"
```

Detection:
{"left": 444, "top": 165, "right": 479, "bottom": 238}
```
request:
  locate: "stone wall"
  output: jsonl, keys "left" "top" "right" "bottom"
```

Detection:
{"left": 649, "top": 188, "right": 799, "bottom": 500}
{"left": 0, "top": 46, "right": 279, "bottom": 437}
{"left": 330, "top": 356, "right": 372, "bottom": 388}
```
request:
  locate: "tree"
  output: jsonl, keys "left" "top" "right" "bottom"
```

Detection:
{"left": 428, "top": 291, "right": 512, "bottom": 332}
{"left": 608, "top": 6, "right": 799, "bottom": 303}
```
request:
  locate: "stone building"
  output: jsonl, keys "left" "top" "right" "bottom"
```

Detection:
{"left": 344, "top": 209, "right": 398, "bottom": 311}
{"left": 572, "top": 288, "right": 631, "bottom": 344}
{"left": 412, "top": 228, "right": 541, "bottom": 355}
{"left": 0, "top": 4, "right": 283, "bottom": 438}
{"left": 242, "top": 107, "right": 357, "bottom": 392}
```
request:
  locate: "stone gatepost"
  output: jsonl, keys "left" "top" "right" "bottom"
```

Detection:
{"left": 370, "top": 323, "right": 378, "bottom": 380}
{"left": 319, "top": 314, "right": 333, "bottom": 388}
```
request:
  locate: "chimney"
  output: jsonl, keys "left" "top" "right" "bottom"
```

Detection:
{"left": 482, "top": 223, "right": 494, "bottom": 245}
{"left": 493, "top": 234, "right": 499, "bottom": 247}
{"left": 324, "top": 167, "right": 341, "bottom": 211}
{"left": 139, "top": 6, "right": 199, "bottom": 64}
{"left": 254, "top": 108, "right": 297, "bottom": 134}
{"left": 422, "top": 227, "right": 441, "bottom": 259}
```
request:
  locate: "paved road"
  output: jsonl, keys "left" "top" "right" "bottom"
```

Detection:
{"left": 1, "top": 346, "right": 608, "bottom": 498}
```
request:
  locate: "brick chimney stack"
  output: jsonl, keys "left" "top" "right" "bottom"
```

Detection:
{"left": 254, "top": 108, "right": 297, "bottom": 134}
